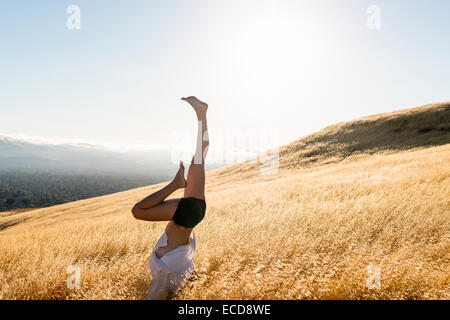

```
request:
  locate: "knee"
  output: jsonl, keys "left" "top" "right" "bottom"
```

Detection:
{"left": 131, "top": 204, "right": 140, "bottom": 219}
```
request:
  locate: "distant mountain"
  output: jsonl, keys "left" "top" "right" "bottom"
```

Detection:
{"left": 0, "top": 135, "right": 177, "bottom": 210}
{"left": 0, "top": 134, "right": 226, "bottom": 211}
{"left": 0, "top": 135, "right": 175, "bottom": 178}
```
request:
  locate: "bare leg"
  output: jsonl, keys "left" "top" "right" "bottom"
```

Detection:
{"left": 181, "top": 96, "right": 209, "bottom": 199}
{"left": 131, "top": 162, "right": 186, "bottom": 221}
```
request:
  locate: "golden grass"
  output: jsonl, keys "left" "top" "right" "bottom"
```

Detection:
{"left": 0, "top": 104, "right": 449, "bottom": 300}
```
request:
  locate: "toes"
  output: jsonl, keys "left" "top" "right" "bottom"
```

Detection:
{"left": 179, "top": 161, "right": 185, "bottom": 172}
{"left": 181, "top": 96, "right": 196, "bottom": 102}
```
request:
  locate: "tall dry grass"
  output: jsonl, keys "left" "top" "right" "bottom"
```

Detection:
{"left": 0, "top": 103, "right": 449, "bottom": 299}
{"left": 0, "top": 145, "right": 448, "bottom": 299}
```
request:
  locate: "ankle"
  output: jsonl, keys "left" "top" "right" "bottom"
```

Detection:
{"left": 196, "top": 111, "right": 207, "bottom": 120}
{"left": 169, "top": 179, "right": 180, "bottom": 190}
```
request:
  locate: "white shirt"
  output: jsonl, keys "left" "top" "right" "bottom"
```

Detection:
{"left": 147, "top": 229, "right": 197, "bottom": 299}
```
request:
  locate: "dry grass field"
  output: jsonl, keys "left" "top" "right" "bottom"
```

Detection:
{"left": 1, "top": 102, "right": 449, "bottom": 300}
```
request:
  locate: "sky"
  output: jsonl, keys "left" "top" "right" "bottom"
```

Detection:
{"left": 1, "top": 0, "right": 450, "bottom": 155}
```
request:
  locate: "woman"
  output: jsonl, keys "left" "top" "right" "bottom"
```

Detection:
{"left": 131, "top": 96, "right": 209, "bottom": 299}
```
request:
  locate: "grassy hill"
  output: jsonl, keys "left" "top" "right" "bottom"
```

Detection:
{"left": 0, "top": 102, "right": 449, "bottom": 299}
{"left": 220, "top": 102, "right": 450, "bottom": 175}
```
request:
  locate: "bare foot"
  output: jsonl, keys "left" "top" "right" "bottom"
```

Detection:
{"left": 173, "top": 161, "right": 187, "bottom": 189}
{"left": 181, "top": 96, "right": 208, "bottom": 115}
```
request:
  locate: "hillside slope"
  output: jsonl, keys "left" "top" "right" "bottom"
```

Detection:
{"left": 0, "top": 103, "right": 449, "bottom": 300}
{"left": 216, "top": 102, "right": 450, "bottom": 177}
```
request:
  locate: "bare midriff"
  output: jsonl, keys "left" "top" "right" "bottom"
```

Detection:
{"left": 154, "top": 221, "right": 193, "bottom": 259}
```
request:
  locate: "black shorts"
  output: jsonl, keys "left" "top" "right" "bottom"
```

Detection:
{"left": 172, "top": 197, "right": 206, "bottom": 228}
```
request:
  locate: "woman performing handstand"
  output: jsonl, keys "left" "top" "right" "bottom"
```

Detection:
{"left": 131, "top": 96, "right": 209, "bottom": 299}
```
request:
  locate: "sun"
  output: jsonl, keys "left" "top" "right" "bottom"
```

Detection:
{"left": 213, "top": 2, "right": 326, "bottom": 105}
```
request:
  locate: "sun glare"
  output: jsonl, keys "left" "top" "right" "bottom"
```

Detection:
{"left": 212, "top": 1, "right": 329, "bottom": 109}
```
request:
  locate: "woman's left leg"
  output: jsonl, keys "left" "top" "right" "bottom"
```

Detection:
{"left": 181, "top": 96, "right": 209, "bottom": 200}
{"left": 131, "top": 162, "right": 186, "bottom": 221}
